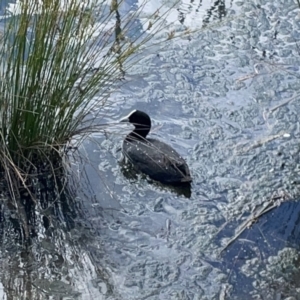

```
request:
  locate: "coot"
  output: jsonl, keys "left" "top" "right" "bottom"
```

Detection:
{"left": 120, "top": 110, "right": 192, "bottom": 184}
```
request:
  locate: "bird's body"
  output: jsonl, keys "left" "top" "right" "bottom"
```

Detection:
{"left": 120, "top": 110, "right": 192, "bottom": 184}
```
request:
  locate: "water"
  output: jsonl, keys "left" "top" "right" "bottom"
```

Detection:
{"left": 2, "top": 0, "right": 300, "bottom": 299}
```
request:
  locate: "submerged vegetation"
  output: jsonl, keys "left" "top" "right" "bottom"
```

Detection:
{"left": 0, "top": 0, "right": 179, "bottom": 200}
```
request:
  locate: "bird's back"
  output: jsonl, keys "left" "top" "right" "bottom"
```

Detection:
{"left": 123, "top": 137, "right": 192, "bottom": 183}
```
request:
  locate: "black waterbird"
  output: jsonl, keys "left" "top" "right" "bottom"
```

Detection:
{"left": 120, "top": 110, "right": 192, "bottom": 184}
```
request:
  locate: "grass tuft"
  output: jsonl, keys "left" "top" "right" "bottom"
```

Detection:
{"left": 0, "top": 0, "right": 180, "bottom": 198}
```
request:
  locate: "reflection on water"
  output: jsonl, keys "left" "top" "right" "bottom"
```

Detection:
{"left": 0, "top": 163, "right": 116, "bottom": 300}
{"left": 202, "top": 0, "right": 227, "bottom": 26}
{"left": 221, "top": 200, "right": 300, "bottom": 299}
{"left": 177, "top": 0, "right": 233, "bottom": 28}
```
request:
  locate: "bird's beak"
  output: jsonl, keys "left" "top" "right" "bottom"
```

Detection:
{"left": 119, "top": 111, "right": 133, "bottom": 123}
{"left": 119, "top": 116, "right": 129, "bottom": 123}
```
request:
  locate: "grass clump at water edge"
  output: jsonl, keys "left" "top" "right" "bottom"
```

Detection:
{"left": 0, "top": 0, "right": 178, "bottom": 200}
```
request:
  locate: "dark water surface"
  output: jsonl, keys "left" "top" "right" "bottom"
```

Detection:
{"left": 2, "top": 0, "right": 300, "bottom": 299}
